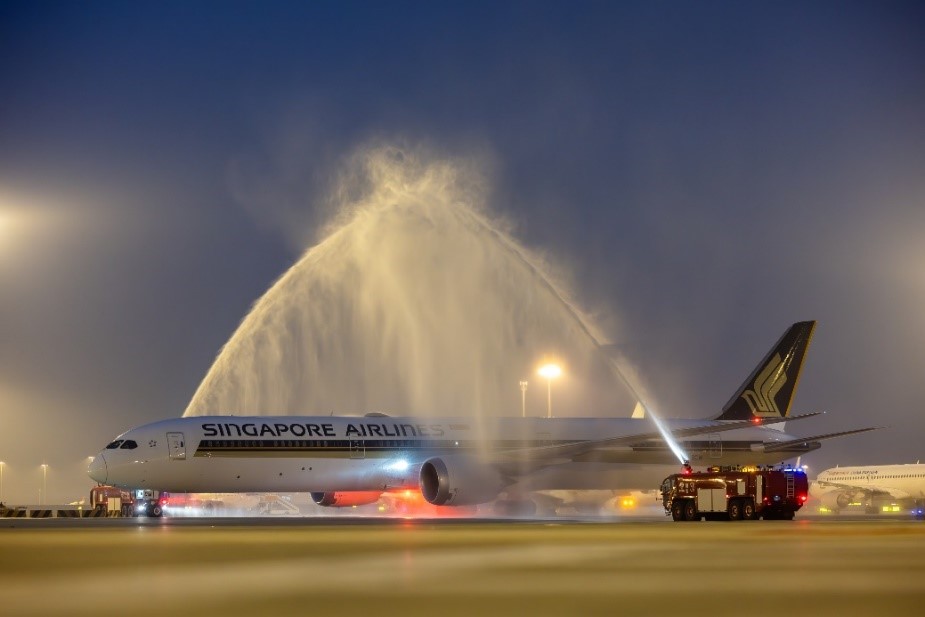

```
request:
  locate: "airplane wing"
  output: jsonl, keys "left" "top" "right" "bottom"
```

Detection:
{"left": 759, "top": 426, "right": 880, "bottom": 453}
{"left": 495, "top": 412, "right": 824, "bottom": 465}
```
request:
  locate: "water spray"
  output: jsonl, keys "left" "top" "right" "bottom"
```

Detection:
{"left": 186, "top": 144, "right": 686, "bottom": 467}
{"left": 460, "top": 206, "right": 691, "bottom": 464}
{"left": 595, "top": 354, "right": 690, "bottom": 465}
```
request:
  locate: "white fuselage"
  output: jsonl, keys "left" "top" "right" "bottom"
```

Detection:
{"left": 89, "top": 415, "right": 818, "bottom": 494}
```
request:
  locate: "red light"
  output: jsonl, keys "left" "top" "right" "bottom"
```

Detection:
{"left": 799, "top": 495, "right": 807, "bottom": 502}
{"left": 751, "top": 417, "right": 761, "bottom": 424}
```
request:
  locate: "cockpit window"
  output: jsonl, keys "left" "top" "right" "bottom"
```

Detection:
{"left": 106, "top": 440, "right": 124, "bottom": 449}
{"left": 120, "top": 440, "right": 138, "bottom": 450}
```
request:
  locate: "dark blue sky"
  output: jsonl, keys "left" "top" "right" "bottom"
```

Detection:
{"left": 2, "top": 1, "right": 924, "bottom": 502}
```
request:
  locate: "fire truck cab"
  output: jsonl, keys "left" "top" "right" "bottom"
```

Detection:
{"left": 660, "top": 465, "right": 808, "bottom": 522}
{"left": 132, "top": 489, "right": 166, "bottom": 517}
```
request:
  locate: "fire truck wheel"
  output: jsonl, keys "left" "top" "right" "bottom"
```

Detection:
{"left": 742, "top": 500, "right": 756, "bottom": 520}
{"left": 671, "top": 500, "right": 684, "bottom": 521}
{"left": 727, "top": 500, "right": 743, "bottom": 520}
{"left": 151, "top": 505, "right": 163, "bottom": 518}
{"left": 683, "top": 500, "right": 698, "bottom": 521}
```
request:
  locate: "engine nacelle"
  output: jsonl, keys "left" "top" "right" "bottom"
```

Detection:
{"left": 419, "top": 456, "right": 504, "bottom": 506}
{"left": 816, "top": 490, "right": 856, "bottom": 511}
{"left": 310, "top": 491, "right": 382, "bottom": 507}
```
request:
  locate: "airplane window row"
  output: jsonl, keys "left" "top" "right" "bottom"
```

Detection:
{"left": 832, "top": 474, "right": 922, "bottom": 481}
{"left": 198, "top": 438, "right": 568, "bottom": 450}
{"left": 201, "top": 439, "right": 349, "bottom": 449}
{"left": 199, "top": 439, "right": 459, "bottom": 449}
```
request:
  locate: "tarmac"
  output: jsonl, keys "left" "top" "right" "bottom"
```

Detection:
{"left": 2, "top": 515, "right": 924, "bottom": 616}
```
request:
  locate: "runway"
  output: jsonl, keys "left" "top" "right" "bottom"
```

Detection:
{"left": 2, "top": 516, "right": 924, "bottom": 616}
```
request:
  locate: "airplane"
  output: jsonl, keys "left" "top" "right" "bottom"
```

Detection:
{"left": 810, "top": 463, "right": 925, "bottom": 517}
{"left": 88, "top": 320, "right": 877, "bottom": 512}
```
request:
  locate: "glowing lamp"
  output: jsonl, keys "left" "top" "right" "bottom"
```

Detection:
{"left": 537, "top": 363, "right": 562, "bottom": 418}
{"left": 538, "top": 364, "right": 562, "bottom": 379}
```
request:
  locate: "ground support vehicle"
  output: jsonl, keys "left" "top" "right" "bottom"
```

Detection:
{"left": 660, "top": 466, "right": 808, "bottom": 521}
{"left": 129, "top": 489, "right": 167, "bottom": 517}
{"left": 89, "top": 485, "right": 135, "bottom": 516}
{"left": 158, "top": 492, "right": 226, "bottom": 516}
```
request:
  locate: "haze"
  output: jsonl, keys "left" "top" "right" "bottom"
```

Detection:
{"left": 1, "top": 2, "right": 923, "bottom": 504}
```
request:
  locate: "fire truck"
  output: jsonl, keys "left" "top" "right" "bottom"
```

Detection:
{"left": 660, "top": 465, "right": 808, "bottom": 521}
{"left": 157, "top": 492, "right": 226, "bottom": 516}
{"left": 90, "top": 487, "right": 228, "bottom": 518}
{"left": 131, "top": 489, "right": 167, "bottom": 517}
{"left": 89, "top": 485, "right": 135, "bottom": 516}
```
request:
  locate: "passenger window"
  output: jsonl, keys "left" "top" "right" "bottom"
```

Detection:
{"left": 106, "top": 440, "right": 124, "bottom": 449}
{"left": 120, "top": 440, "right": 138, "bottom": 449}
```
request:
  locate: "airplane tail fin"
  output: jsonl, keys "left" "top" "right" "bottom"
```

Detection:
{"left": 631, "top": 401, "right": 646, "bottom": 419}
{"left": 714, "top": 321, "right": 816, "bottom": 421}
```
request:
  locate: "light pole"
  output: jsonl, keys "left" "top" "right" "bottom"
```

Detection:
{"left": 41, "top": 464, "right": 48, "bottom": 506}
{"left": 537, "top": 363, "right": 562, "bottom": 418}
{"left": 0, "top": 461, "right": 5, "bottom": 503}
{"left": 519, "top": 381, "right": 528, "bottom": 417}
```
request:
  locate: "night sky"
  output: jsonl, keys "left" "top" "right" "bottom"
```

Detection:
{"left": 2, "top": 1, "right": 924, "bottom": 504}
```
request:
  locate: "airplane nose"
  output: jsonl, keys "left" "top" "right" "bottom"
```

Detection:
{"left": 88, "top": 453, "right": 108, "bottom": 484}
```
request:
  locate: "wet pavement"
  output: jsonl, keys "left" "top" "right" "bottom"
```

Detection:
{"left": 2, "top": 516, "right": 923, "bottom": 615}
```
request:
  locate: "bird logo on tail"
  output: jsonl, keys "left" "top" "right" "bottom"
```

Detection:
{"left": 741, "top": 353, "right": 787, "bottom": 417}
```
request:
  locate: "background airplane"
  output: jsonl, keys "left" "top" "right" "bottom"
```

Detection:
{"left": 810, "top": 463, "right": 925, "bottom": 517}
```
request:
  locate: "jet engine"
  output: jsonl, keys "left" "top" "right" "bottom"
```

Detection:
{"left": 817, "top": 490, "right": 857, "bottom": 511}
{"left": 310, "top": 491, "right": 382, "bottom": 507}
{"left": 419, "top": 456, "right": 504, "bottom": 506}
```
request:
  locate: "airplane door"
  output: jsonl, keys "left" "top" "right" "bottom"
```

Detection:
{"left": 167, "top": 432, "right": 186, "bottom": 460}
{"left": 349, "top": 439, "right": 365, "bottom": 460}
{"left": 708, "top": 434, "right": 722, "bottom": 459}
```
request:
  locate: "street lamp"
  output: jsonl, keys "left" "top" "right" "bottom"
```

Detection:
{"left": 41, "top": 464, "right": 48, "bottom": 506}
{"left": 537, "top": 363, "right": 562, "bottom": 418}
{"left": 519, "top": 381, "right": 528, "bottom": 417}
{"left": 0, "top": 461, "right": 5, "bottom": 503}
